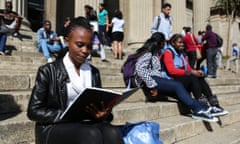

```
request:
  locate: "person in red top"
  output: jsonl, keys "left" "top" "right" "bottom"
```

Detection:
{"left": 183, "top": 27, "right": 199, "bottom": 68}
{"left": 161, "top": 34, "right": 228, "bottom": 117}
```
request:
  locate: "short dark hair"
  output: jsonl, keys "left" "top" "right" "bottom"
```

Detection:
{"left": 114, "top": 10, "right": 123, "bottom": 19}
{"left": 65, "top": 16, "right": 92, "bottom": 38}
{"left": 5, "top": 1, "right": 12, "bottom": 7}
{"left": 185, "top": 27, "right": 191, "bottom": 32}
{"left": 99, "top": 3, "right": 105, "bottom": 8}
{"left": 84, "top": 5, "right": 93, "bottom": 10}
{"left": 43, "top": 20, "right": 51, "bottom": 25}
{"left": 206, "top": 24, "right": 212, "bottom": 31}
{"left": 162, "top": 3, "right": 171, "bottom": 9}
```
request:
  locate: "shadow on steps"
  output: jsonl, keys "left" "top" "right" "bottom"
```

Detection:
{"left": 0, "top": 94, "right": 21, "bottom": 121}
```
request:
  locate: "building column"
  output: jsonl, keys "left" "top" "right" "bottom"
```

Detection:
{"left": 193, "top": 0, "right": 211, "bottom": 34}
{"left": 127, "top": 0, "right": 154, "bottom": 47}
{"left": 166, "top": 0, "right": 186, "bottom": 34}
{"left": 45, "top": 0, "right": 57, "bottom": 31}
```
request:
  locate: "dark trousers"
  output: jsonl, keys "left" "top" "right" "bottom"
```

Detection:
{"left": 98, "top": 25, "right": 111, "bottom": 46}
{"left": 150, "top": 76, "right": 202, "bottom": 113}
{"left": 0, "top": 33, "right": 7, "bottom": 52}
{"left": 206, "top": 48, "right": 218, "bottom": 75}
{"left": 47, "top": 122, "right": 123, "bottom": 144}
{"left": 174, "top": 75, "right": 202, "bottom": 99}
{"left": 196, "top": 56, "right": 206, "bottom": 70}
{"left": 187, "top": 50, "right": 196, "bottom": 68}
{"left": 175, "top": 75, "right": 213, "bottom": 100}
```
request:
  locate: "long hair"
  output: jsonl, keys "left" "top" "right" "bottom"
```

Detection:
{"left": 136, "top": 32, "right": 165, "bottom": 58}
{"left": 168, "top": 34, "right": 183, "bottom": 46}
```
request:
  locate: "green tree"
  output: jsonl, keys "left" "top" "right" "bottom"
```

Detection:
{"left": 213, "top": 0, "right": 240, "bottom": 55}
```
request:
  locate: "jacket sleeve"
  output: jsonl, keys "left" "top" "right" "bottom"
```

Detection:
{"left": 135, "top": 53, "right": 159, "bottom": 88}
{"left": 163, "top": 50, "right": 190, "bottom": 77}
{"left": 27, "top": 66, "right": 63, "bottom": 124}
{"left": 37, "top": 29, "right": 44, "bottom": 43}
{"left": 150, "top": 16, "right": 159, "bottom": 34}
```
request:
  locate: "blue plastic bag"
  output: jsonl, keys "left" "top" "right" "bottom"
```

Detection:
{"left": 120, "top": 121, "right": 163, "bottom": 144}
{"left": 201, "top": 65, "right": 208, "bottom": 77}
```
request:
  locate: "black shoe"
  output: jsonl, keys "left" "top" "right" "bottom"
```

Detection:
{"left": 207, "top": 75, "right": 216, "bottom": 78}
{"left": 192, "top": 109, "right": 218, "bottom": 122}
{"left": 102, "top": 59, "right": 109, "bottom": 62}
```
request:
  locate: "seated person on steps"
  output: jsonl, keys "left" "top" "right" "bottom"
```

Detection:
{"left": 88, "top": 25, "right": 108, "bottom": 62}
{"left": 37, "top": 20, "right": 66, "bottom": 63}
{"left": 134, "top": 32, "right": 218, "bottom": 122}
{"left": 161, "top": 34, "right": 228, "bottom": 117}
{"left": 0, "top": 1, "right": 23, "bottom": 55}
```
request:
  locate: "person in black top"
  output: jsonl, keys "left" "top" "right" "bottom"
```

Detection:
{"left": 0, "top": 1, "right": 22, "bottom": 55}
{"left": 27, "top": 16, "right": 123, "bottom": 144}
{"left": 0, "top": 1, "right": 22, "bottom": 35}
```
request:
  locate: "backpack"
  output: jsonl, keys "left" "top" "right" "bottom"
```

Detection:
{"left": 216, "top": 33, "right": 223, "bottom": 48}
{"left": 121, "top": 54, "right": 138, "bottom": 88}
{"left": 150, "top": 16, "right": 161, "bottom": 33}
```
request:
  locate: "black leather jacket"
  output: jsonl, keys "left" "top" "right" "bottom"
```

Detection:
{"left": 27, "top": 59, "right": 102, "bottom": 144}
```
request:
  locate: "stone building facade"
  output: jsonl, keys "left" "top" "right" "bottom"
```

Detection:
{"left": 1, "top": 0, "right": 239, "bottom": 55}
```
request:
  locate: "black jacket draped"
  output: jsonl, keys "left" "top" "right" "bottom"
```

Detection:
{"left": 27, "top": 59, "right": 102, "bottom": 144}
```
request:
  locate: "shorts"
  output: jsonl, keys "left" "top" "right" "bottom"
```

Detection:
{"left": 111, "top": 32, "right": 124, "bottom": 42}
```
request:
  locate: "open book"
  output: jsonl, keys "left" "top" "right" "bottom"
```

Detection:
{"left": 60, "top": 87, "right": 139, "bottom": 121}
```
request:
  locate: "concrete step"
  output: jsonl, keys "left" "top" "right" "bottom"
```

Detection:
{"left": 0, "top": 55, "right": 45, "bottom": 65}
{"left": 1, "top": 103, "right": 240, "bottom": 144}
{"left": 0, "top": 112, "right": 34, "bottom": 144}
{"left": 1, "top": 71, "right": 240, "bottom": 91}
{"left": 157, "top": 104, "right": 240, "bottom": 144}
{"left": 1, "top": 85, "right": 240, "bottom": 116}
{"left": 175, "top": 121, "right": 240, "bottom": 144}
{"left": 112, "top": 94, "right": 240, "bottom": 124}
{"left": 11, "top": 51, "right": 43, "bottom": 58}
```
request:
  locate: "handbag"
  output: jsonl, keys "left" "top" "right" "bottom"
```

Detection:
{"left": 196, "top": 47, "right": 202, "bottom": 60}
{"left": 120, "top": 121, "right": 163, "bottom": 144}
{"left": 190, "top": 34, "right": 202, "bottom": 59}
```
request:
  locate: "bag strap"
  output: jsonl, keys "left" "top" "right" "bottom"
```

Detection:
{"left": 156, "top": 16, "right": 161, "bottom": 30}
{"left": 190, "top": 33, "right": 197, "bottom": 46}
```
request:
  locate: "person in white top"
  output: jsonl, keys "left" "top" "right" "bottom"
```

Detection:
{"left": 225, "top": 43, "right": 239, "bottom": 73}
{"left": 151, "top": 3, "right": 173, "bottom": 41}
{"left": 108, "top": 10, "right": 124, "bottom": 59}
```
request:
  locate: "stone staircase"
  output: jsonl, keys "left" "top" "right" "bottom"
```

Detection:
{"left": 1, "top": 28, "right": 240, "bottom": 144}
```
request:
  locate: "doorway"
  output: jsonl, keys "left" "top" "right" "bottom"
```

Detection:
{"left": 56, "top": 0, "right": 75, "bottom": 34}
{"left": 103, "top": 0, "right": 119, "bottom": 21}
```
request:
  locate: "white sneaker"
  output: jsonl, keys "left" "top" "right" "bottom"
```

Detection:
{"left": 0, "top": 51, "right": 5, "bottom": 55}
{"left": 105, "top": 46, "right": 112, "bottom": 50}
{"left": 47, "top": 58, "right": 53, "bottom": 63}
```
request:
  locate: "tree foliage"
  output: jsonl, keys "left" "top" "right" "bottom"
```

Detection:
{"left": 214, "top": 0, "right": 240, "bottom": 19}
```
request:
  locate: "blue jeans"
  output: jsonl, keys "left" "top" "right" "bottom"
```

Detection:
{"left": 152, "top": 76, "right": 203, "bottom": 113}
{"left": 37, "top": 40, "right": 62, "bottom": 60}
{"left": 0, "top": 33, "right": 7, "bottom": 52}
